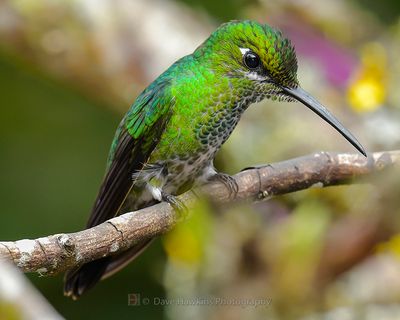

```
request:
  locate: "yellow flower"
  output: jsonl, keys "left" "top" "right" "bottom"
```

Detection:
{"left": 347, "top": 42, "right": 387, "bottom": 112}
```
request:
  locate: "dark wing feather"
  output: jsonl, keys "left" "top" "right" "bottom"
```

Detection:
{"left": 87, "top": 78, "right": 174, "bottom": 227}
{"left": 64, "top": 78, "right": 174, "bottom": 299}
{"left": 86, "top": 129, "right": 136, "bottom": 227}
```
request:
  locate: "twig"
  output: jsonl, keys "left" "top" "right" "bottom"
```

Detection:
{"left": 0, "top": 151, "right": 398, "bottom": 275}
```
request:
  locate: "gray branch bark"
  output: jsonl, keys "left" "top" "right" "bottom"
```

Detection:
{"left": 0, "top": 150, "right": 399, "bottom": 276}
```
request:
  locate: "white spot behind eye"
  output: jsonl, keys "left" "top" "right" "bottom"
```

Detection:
{"left": 239, "top": 47, "right": 251, "bottom": 55}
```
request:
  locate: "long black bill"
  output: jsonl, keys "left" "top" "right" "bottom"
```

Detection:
{"left": 282, "top": 86, "right": 366, "bottom": 157}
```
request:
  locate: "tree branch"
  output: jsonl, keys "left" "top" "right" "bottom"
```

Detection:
{"left": 0, "top": 151, "right": 399, "bottom": 275}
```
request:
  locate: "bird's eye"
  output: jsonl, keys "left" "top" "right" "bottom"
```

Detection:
{"left": 243, "top": 51, "right": 260, "bottom": 69}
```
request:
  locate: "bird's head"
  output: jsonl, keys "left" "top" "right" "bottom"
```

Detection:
{"left": 194, "top": 20, "right": 366, "bottom": 156}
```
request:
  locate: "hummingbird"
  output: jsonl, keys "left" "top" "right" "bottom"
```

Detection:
{"left": 64, "top": 20, "right": 366, "bottom": 299}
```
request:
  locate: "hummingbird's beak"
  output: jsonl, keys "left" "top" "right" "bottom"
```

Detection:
{"left": 281, "top": 86, "right": 366, "bottom": 157}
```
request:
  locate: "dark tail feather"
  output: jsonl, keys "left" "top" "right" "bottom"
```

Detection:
{"left": 64, "top": 239, "right": 153, "bottom": 299}
{"left": 64, "top": 257, "right": 109, "bottom": 300}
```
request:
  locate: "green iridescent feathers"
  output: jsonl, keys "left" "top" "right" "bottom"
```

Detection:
{"left": 107, "top": 75, "right": 175, "bottom": 167}
{"left": 126, "top": 78, "right": 174, "bottom": 140}
{"left": 195, "top": 20, "right": 298, "bottom": 87}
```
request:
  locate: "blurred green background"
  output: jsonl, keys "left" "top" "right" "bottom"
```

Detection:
{"left": 0, "top": 1, "right": 400, "bottom": 319}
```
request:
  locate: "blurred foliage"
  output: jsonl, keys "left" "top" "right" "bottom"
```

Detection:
{"left": 176, "top": 0, "right": 254, "bottom": 21}
{"left": 0, "top": 0, "right": 400, "bottom": 319}
{"left": 163, "top": 199, "right": 213, "bottom": 265}
{"left": 0, "top": 302, "right": 21, "bottom": 320}
{"left": 357, "top": 0, "right": 400, "bottom": 24}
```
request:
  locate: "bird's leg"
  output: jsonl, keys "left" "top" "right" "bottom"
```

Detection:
{"left": 146, "top": 170, "right": 188, "bottom": 216}
{"left": 198, "top": 164, "right": 239, "bottom": 199}
{"left": 147, "top": 185, "right": 187, "bottom": 218}
{"left": 208, "top": 172, "right": 239, "bottom": 199}
{"left": 161, "top": 191, "right": 188, "bottom": 215}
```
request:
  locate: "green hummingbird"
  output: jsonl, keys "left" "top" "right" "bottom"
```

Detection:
{"left": 64, "top": 20, "right": 365, "bottom": 299}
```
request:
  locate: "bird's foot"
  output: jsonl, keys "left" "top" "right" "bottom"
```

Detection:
{"left": 209, "top": 172, "right": 239, "bottom": 199}
{"left": 161, "top": 191, "right": 188, "bottom": 218}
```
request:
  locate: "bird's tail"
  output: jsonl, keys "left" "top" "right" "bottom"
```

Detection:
{"left": 64, "top": 239, "right": 153, "bottom": 299}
